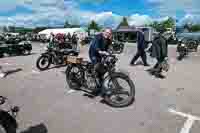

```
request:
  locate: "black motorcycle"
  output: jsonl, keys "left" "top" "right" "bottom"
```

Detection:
{"left": 177, "top": 39, "right": 189, "bottom": 60}
{"left": 110, "top": 41, "right": 124, "bottom": 54}
{"left": 187, "top": 40, "right": 199, "bottom": 52}
{"left": 36, "top": 45, "right": 79, "bottom": 71}
{"left": 65, "top": 52, "right": 135, "bottom": 108}
{"left": 0, "top": 96, "right": 19, "bottom": 133}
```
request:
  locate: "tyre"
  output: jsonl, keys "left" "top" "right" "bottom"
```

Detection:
{"left": 36, "top": 55, "right": 51, "bottom": 71}
{"left": 177, "top": 53, "right": 184, "bottom": 61}
{"left": 65, "top": 64, "right": 83, "bottom": 90}
{"left": 0, "top": 123, "right": 16, "bottom": 133}
{"left": 104, "top": 72, "right": 135, "bottom": 108}
{"left": 0, "top": 111, "right": 17, "bottom": 133}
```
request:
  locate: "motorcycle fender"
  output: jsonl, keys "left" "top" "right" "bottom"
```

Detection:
{"left": 41, "top": 53, "right": 50, "bottom": 57}
{"left": 0, "top": 110, "right": 18, "bottom": 129}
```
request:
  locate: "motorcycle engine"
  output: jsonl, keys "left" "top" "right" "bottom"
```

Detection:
{"left": 85, "top": 72, "right": 97, "bottom": 91}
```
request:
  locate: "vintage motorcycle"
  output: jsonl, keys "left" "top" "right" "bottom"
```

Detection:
{"left": 110, "top": 41, "right": 124, "bottom": 54}
{"left": 187, "top": 39, "right": 199, "bottom": 52}
{"left": 177, "top": 38, "right": 189, "bottom": 60}
{"left": 36, "top": 44, "right": 79, "bottom": 71}
{"left": 0, "top": 96, "right": 19, "bottom": 133}
{"left": 65, "top": 52, "right": 135, "bottom": 108}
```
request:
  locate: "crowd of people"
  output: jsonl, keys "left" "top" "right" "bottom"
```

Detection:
{"left": 49, "top": 32, "right": 79, "bottom": 50}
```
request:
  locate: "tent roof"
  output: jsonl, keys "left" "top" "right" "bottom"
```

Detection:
{"left": 38, "top": 28, "right": 86, "bottom": 35}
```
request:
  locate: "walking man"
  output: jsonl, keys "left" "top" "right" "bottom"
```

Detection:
{"left": 130, "top": 29, "right": 149, "bottom": 66}
{"left": 148, "top": 29, "right": 168, "bottom": 78}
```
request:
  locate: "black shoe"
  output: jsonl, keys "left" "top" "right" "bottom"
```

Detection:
{"left": 154, "top": 73, "right": 165, "bottom": 79}
{"left": 144, "top": 64, "right": 150, "bottom": 66}
{"left": 91, "top": 88, "right": 101, "bottom": 96}
{"left": 130, "top": 63, "right": 136, "bottom": 66}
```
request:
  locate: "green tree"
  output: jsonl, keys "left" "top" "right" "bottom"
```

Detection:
{"left": 88, "top": 20, "right": 100, "bottom": 31}
{"left": 119, "top": 17, "right": 129, "bottom": 26}
{"left": 190, "top": 24, "right": 200, "bottom": 32}
{"left": 3, "top": 26, "right": 7, "bottom": 32}
{"left": 64, "top": 20, "right": 71, "bottom": 28}
{"left": 8, "top": 26, "right": 15, "bottom": 32}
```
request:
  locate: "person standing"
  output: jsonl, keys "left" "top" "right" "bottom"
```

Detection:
{"left": 130, "top": 29, "right": 149, "bottom": 66}
{"left": 72, "top": 32, "right": 78, "bottom": 50}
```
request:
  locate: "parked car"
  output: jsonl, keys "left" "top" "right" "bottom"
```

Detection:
{"left": 0, "top": 41, "right": 32, "bottom": 57}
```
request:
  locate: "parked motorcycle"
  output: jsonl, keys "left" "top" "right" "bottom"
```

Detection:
{"left": 187, "top": 40, "right": 199, "bottom": 52}
{"left": 177, "top": 39, "right": 189, "bottom": 61}
{"left": 0, "top": 96, "right": 19, "bottom": 133}
{"left": 36, "top": 45, "right": 79, "bottom": 71}
{"left": 65, "top": 52, "right": 135, "bottom": 108}
{"left": 110, "top": 41, "right": 124, "bottom": 54}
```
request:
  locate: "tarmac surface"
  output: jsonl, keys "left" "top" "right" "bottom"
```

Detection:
{"left": 0, "top": 42, "right": 200, "bottom": 133}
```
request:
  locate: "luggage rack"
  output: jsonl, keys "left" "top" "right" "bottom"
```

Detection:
{"left": 65, "top": 56, "right": 83, "bottom": 64}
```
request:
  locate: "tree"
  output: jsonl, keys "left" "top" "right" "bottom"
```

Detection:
{"left": 119, "top": 17, "right": 129, "bottom": 27}
{"left": 8, "top": 26, "right": 15, "bottom": 32}
{"left": 33, "top": 27, "right": 47, "bottom": 33}
{"left": 3, "top": 26, "right": 7, "bottom": 32}
{"left": 190, "top": 24, "right": 200, "bottom": 32}
{"left": 162, "top": 17, "right": 175, "bottom": 29}
{"left": 88, "top": 20, "right": 100, "bottom": 31}
{"left": 64, "top": 21, "right": 71, "bottom": 28}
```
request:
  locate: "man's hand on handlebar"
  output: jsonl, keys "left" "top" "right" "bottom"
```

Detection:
{"left": 98, "top": 51, "right": 110, "bottom": 56}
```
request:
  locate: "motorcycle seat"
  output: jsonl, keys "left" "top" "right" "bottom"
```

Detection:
{"left": 60, "top": 49, "right": 79, "bottom": 55}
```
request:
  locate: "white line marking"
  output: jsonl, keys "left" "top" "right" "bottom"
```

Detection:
{"left": 169, "top": 108, "right": 200, "bottom": 133}
{"left": 180, "top": 117, "right": 195, "bottom": 133}
{"left": 169, "top": 109, "right": 200, "bottom": 120}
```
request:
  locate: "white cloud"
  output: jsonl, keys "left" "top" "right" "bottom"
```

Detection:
{"left": 128, "top": 14, "right": 153, "bottom": 26}
{"left": 178, "top": 14, "right": 200, "bottom": 25}
{"left": 148, "top": 0, "right": 200, "bottom": 16}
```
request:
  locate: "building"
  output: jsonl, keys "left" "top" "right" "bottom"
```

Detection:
{"left": 113, "top": 24, "right": 137, "bottom": 42}
{"left": 113, "top": 24, "right": 154, "bottom": 43}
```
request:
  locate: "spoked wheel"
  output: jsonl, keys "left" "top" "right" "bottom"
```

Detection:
{"left": 0, "top": 125, "right": 6, "bottom": 133}
{"left": 65, "top": 64, "right": 83, "bottom": 90}
{"left": 36, "top": 55, "right": 51, "bottom": 71}
{"left": 104, "top": 72, "right": 135, "bottom": 108}
{"left": 0, "top": 120, "right": 16, "bottom": 133}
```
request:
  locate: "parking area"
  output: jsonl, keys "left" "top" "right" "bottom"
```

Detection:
{"left": 0, "top": 42, "right": 200, "bottom": 133}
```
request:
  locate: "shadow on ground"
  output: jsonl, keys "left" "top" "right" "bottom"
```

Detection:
{"left": 21, "top": 123, "right": 48, "bottom": 133}
{"left": 4, "top": 68, "right": 23, "bottom": 77}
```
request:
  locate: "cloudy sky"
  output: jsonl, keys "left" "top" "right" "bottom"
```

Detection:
{"left": 0, "top": 0, "right": 199, "bottom": 28}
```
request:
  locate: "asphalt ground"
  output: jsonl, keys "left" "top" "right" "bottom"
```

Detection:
{"left": 0, "top": 42, "right": 200, "bottom": 133}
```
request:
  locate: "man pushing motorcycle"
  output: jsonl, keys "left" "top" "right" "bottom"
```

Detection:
{"left": 88, "top": 28, "right": 112, "bottom": 95}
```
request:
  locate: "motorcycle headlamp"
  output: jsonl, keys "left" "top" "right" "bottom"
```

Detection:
{"left": 181, "top": 43, "right": 185, "bottom": 47}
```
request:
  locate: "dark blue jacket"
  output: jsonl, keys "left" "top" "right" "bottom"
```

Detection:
{"left": 89, "top": 33, "right": 108, "bottom": 63}
{"left": 137, "top": 31, "right": 146, "bottom": 50}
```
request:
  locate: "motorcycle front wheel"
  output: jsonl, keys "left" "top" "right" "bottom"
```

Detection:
{"left": 65, "top": 64, "right": 84, "bottom": 90}
{"left": 36, "top": 55, "right": 51, "bottom": 71}
{"left": 104, "top": 72, "right": 135, "bottom": 108}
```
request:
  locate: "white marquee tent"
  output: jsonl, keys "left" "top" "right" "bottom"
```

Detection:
{"left": 38, "top": 28, "right": 88, "bottom": 39}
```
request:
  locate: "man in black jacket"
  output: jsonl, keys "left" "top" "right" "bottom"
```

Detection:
{"left": 89, "top": 28, "right": 112, "bottom": 95}
{"left": 149, "top": 30, "right": 168, "bottom": 78}
{"left": 130, "top": 29, "right": 149, "bottom": 66}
